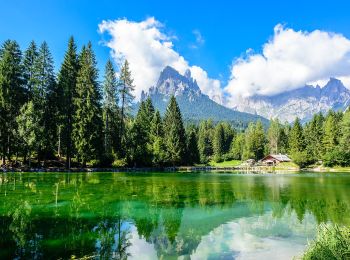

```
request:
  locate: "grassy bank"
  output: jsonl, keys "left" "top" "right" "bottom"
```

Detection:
{"left": 301, "top": 224, "right": 350, "bottom": 259}
{"left": 208, "top": 160, "right": 242, "bottom": 167}
{"left": 305, "top": 165, "right": 350, "bottom": 172}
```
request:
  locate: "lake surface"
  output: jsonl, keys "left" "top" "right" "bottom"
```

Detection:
{"left": 0, "top": 172, "right": 349, "bottom": 259}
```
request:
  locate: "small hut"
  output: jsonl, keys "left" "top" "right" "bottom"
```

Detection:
{"left": 261, "top": 154, "right": 291, "bottom": 166}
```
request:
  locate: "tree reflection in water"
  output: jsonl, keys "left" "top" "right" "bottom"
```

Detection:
{"left": 0, "top": 172, "right": 348, "bottom": 259}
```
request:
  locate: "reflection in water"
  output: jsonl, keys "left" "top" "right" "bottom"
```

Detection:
{"left": 0, "top": 172, "right": 348, "bottom": 259}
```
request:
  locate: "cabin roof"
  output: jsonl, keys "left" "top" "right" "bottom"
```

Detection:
{"left": 262, "top": 154, "right": 291, "bottom": 162}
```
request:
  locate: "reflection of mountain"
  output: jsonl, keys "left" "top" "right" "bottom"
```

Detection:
{"left": 0, "top": 172, "right": 349, "bottom": 258}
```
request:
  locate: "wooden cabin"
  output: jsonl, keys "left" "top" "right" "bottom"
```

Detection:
{"left": 261, "top": 154, "right": 291, "bottom": 166}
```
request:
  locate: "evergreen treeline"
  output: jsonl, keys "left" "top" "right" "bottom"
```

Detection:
{"left": 1, "top": 38, "right": 350, "bottom": 168}
{"left": 0, "top": 38, "right": 200, "bottom": 168}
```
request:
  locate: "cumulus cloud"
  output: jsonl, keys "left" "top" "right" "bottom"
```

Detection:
{"left": 225, "top": 24, "right": 350, "bottom": 105}
{"left": 98, "top": 17, "right": 223, "bottom": 103}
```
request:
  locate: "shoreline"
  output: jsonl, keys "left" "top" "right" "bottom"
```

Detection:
{"left": 0, "top": 165, "right": 299, "bottom": 173}
{"left": 2, "top": 165, "right": 349, "bottom": 173}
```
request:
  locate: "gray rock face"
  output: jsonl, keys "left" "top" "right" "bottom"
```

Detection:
{"left": 148, "top": 66, "right": 201, "bottom": 102}
{"left": 233, "top": 78, "right": 350, "bottom": 122}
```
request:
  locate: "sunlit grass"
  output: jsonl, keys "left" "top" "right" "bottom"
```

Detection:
{"left": 208, "top": 160, "right": 242, "bottom": 167}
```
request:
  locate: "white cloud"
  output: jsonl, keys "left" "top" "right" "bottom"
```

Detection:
{"left": 190, "top": 29, "right": 205, "bottom": 49}
{"left": 98, "top": 17, "right": 223, "bottom": 103}
{"left": 225, "top": 24, "right": 350, "bottom": 106}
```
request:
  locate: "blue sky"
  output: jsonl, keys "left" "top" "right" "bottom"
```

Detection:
{"left": 2, "top": 0, "right": 350, "bottom": 103}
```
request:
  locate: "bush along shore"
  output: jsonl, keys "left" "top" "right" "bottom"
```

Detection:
{"left": 301, "top": 224, "right": 350, "bottom": 259}
{"left": 1, "top": 38, "right": 350, "bottom": 170}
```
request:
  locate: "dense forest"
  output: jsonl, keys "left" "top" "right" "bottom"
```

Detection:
{"left": 1, "top": 38, "right": 350, "bottom": 169}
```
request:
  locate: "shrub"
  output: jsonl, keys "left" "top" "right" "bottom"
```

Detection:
{"left": 302, "top": 224, "right": 350, "bottom": 260}
{"left": 290, "top": 151, "right": 312, "bottom": 168}
{"left": 112, "top": 159, "right": 127, "bottom": 168}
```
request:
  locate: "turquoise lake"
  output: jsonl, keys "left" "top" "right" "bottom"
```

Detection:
{"left": 0, "top": 172, "right": 349, "bottom": 259}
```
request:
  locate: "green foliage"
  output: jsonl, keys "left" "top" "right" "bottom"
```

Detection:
{"left": 231, "top": 133, "right": 245, "bottom": 160}
{"left": 289, "top": 150, "right": 310, "bottom": 168}
{"left": 57, "top": 36, "right": 79, "bottom": 168}
{"left": 186, "top": 125, "right": 200, "bottom": 165}
{"left": 0, "top": 40, "right": 25, "bottom": 163}
{"left": 33, "top": 41, "right": 59, "bottom": 161}
{"left": 73, "top": 43, "right": 103, "bottom": 166}
{"left": 102, "top": 59, "right": 119, "bottom": 160}
{"left": 129, "top": 98, "right": 155, "bottom": 166}
{"left": 302, "top": 224, "right": 350, "bottom": 260}
{"left": 242, "top": 121, "right": 265, "bottom": 160}
{"left": 119, "top": 60, "right": 135, "bottom": 156}
{"left": 3, "top": 37, "right": 350, "bottom": 169}
{"left": 112, "top": 158, "right": 128, "bottom": 168}
{"left": 16, "top": 101, "right": 41, "bottom": 165}
{"left": 23, "top": 40, "right": 38, "bottom": 101}
{"left": 149, "top": 110, "right": 166, "bottom": 166}
{"left": 340, "top": 110, "right": 350, "bottom": 155}
{"left": 198, "top": 120, "right": 214, "bottom": 163}
{"left": 304, "top": 113, "right": 324, "bottom": 164}
{"left": 267, "top": 118, "right": 289, "bottom": 154}
{"left": 163, "top": 96, "right": 187, "bottom": 165}
{"left": 213, "top": 123, "right": 225, "bottom": 162}
{"left": 288, "top": 118, "right": 305, "bottom": 153}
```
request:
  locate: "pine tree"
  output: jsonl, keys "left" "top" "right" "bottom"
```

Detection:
{"left": 304, "top": 113, "right": 324, "bottom": 163}
{"left": 242, "top": 123, "right": 255, "bottom": 160}
{"left": 163, "top": 96, "right": 186, "bottom": 166}
{"left": 150, "top": 110, "right": 165, "bottom": 166}
{"left": 288, "top": 118, "right": 309, "bottom": 167}
{"left": 186, "top": 126, "right": 200, "bottom": 165}
{"left": 118, "top": 60, "right": 135, "bottom": 156}
{"left": 213, "top": 123, "right": 225, "bottom": 162}
{"left": 221, "top": 122, "right": 235, "bottom": 154}
{"left": 253, "top": 120, "right": 266, "bottom": 160}
{"left": 339, "top": 109, "right": 350, "bottom": 164}
{"left": 73, "top": 43, "right": 103, "bottom": 166}
{"left": 267, "top": 119, "right": 281, "bottom": 154}
{"left": 23, "top": 40, "right": 38, "bottom": 101}
{"left": 198, "top": 120, "right": 214, "bottom": 163}
{"left": 102, "top": 59, "right": 119, "bottom": 160}
{"left": 322, "top": 111, "right": 340, "bottom": 153}
{"left": 130, "top": 98, "right": 155, "bottom": 166}
{"left": 231, "top": 133, "right": 245, "bottom": 160}
{"left": 16, "top": 101, "right": 41, "bottom": 167}
{"left": 33, "top": 41, "right": 58, "bottom": 163}
{"left": 0, "top": 40, "right": 25, "bottom": 164}
{"left": 57, "top": 36, "right": 79, "bottom": 168}
{"left": 242, "top": 121, "right": 265, "bottom": 160}
{"left": 288, "top": 118, "right": 305, "bottom": 153}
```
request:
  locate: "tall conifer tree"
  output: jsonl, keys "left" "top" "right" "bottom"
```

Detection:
{"left": 57, "top": 37, "right": 79, "bottom": 168}
{"left": 23, "top": 40, "right": 38, "bottom": 101}
{"left": 0, "top": 40, "right": 24, "bottom": 164}
{"left": 118, "top": 60, "right": 135, "bottom": 155}
{"left": 33, "top": 41, "right": 58, "bottom": 163}
{"left": 102, "top": 59, "right": 119, "bottom": 159}
{"left": 73, "top": 43, "right": 102, "bottom": 166}
{"left": 163, "top": 96, "right": 186, "bottom": 166}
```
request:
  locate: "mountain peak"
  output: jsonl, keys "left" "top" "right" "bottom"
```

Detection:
{"left": 233, "top": 77, "right": 350, "bottom": 122}
{"left": 323, "top": 77, "right": 346, "bottom": 91}
{"left": 151, "top": 66, "right": 201, "bottom": 100}
{"left": 184, "top": 69, "right": 191, "bottom": 79}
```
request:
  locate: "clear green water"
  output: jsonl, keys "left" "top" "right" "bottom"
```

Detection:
{"left": 0, "top": 172, "right": 349, "bottom": 259}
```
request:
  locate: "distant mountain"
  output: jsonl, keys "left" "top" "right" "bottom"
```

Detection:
{"left": 139, "top": 66, "right": 268, "bottom": 127}
{"left": 233, "top": 78, "right": 350, "bottom": 122}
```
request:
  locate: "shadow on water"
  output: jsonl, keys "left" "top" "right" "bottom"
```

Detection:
{"left": 0, "top": 172, "right": 349, "bottom": 259}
